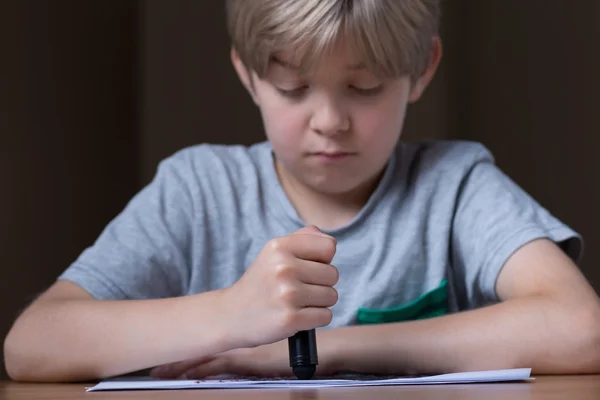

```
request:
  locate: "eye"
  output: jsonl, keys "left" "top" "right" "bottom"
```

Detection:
{"left": 275, "top": 86, "right": 308, "bottom": 98}
{"left": 349, "top": 84, "right": 384, "bottom": 96}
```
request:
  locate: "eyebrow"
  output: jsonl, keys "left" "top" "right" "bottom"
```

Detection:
{"left": 271, "top": 56, "right": 366, "bottom": 71}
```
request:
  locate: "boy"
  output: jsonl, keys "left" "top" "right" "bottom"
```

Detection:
{"left": 4, "top": 0, "right": 600, "bottom": 382}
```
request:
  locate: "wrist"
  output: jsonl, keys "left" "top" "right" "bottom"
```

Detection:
{"left": 317, "top": 328, "right": 349, "bottom": 375}
{"left": 186, "top": 288, "right": 239, "bottom": 355}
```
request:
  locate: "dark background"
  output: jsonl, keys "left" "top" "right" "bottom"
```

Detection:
{"left": 1, "top": 1, "right": 598, "bottom": 379}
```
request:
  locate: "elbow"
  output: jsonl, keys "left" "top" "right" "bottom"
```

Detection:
{"left": 4, "top": 327, "right": 29, "bottom": 382}
{"left": 3, "top": 326, "right": 43, "bottom": 382}
{"left": 564, "top": 305, "right": 600, "bottom": 374}
{"left": 524, "top": 301, "right": 600, "bottom": 375}
{"left": 4, "top": 319, "right": 110, "bottom": 383}
{"left": 4, "top": 334, "right": 73, "bottom": 383}
{"left": 3, "top": 323, "right": 65, "bottom": 383}
{"left": 581, "top": 307, "right": 600, "bottom": 374}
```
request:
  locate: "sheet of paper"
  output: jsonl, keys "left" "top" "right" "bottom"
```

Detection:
{"left": 87, "top": 368, "right": 532, "bottom": 391}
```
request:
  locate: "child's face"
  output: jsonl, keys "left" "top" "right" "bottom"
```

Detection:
{"left": 233, "top": 39, "right": 439, "bottom": 197}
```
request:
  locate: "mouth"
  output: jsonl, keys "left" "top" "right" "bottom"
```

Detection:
{"left": 309, "top": 151, "right": 357, "bottom": 161}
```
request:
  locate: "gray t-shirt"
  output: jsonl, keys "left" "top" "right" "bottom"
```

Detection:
{"left": 59, "top": 140, "right": 582, "bottom": 329}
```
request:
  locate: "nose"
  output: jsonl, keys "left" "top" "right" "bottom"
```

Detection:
{"left": 309, "top": 95, "right": 350, "bottom": 137}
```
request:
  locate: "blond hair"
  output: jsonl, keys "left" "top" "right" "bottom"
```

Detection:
{"left": 225, "top": 0, "right": 441, "bottom": 82}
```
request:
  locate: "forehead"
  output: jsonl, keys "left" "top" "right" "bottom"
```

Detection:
{"left": 271, "top": 55, "right": 366, "bottom": 72}
{"left": 270, "top": 39, "right": 372, "bottom": 75}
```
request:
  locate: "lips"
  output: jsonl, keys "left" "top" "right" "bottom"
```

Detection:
{"left": 313, "top": 151, "right": 353, "bottom": 157}
{"left": 309, "top": 151, "right": 357, "bottom": 162}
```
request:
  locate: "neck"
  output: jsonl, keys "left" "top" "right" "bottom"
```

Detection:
{"left": 275, "top": 159, "right": 385, "bottom": 231}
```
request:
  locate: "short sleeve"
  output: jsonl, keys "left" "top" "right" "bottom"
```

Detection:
{"left": 58, "top": 154, "right": 195, "bottom": 300}
{"left": 450, "top": 155, "right": 583, "bottom": 309}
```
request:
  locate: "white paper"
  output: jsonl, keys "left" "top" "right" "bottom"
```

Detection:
{"left": 87, "top": 368, "right": 532, "bottom": 391}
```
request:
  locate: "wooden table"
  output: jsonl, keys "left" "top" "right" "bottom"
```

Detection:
{"left": 2, "top": 376, "right": 599, "bottom": 399}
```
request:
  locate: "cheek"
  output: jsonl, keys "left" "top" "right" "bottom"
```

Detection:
{"left": 259, "top": 96, "right": 307, "bottom": 145}
{"left": 263, "top": 107, "right": 299, "bottom": 135}
{"left": 355, "top": 100, "right": 407, "bottom": 144}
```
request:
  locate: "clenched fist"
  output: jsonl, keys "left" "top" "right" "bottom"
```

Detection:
{"left": 221, "top": 225, "right": 339, "bottom": 349}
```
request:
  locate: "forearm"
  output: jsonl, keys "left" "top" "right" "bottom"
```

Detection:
{"left": 4, "top": 290, "right": 233, "bottom": 382}
{"left": 324, "top": 296, "right": 600, "bottom": 375}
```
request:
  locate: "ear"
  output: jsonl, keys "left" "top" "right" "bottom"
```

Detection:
{"left": 231, "top": 47, "right": 260, "bottom": 106}
{"left": 408, "top": 36, "right": 443, "bottom": 103}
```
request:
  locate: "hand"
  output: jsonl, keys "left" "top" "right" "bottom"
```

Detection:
{"left": 150, "top": 339, "right": 339, "bottom": 380}
{"left": 221, "top": 225, "right": 339, "bottom": 349}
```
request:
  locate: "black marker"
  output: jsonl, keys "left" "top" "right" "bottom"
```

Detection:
{"left": 288, "top": 329, "right": 318, "bottom": 380}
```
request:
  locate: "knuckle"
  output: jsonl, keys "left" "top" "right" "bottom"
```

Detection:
{"left": 273, "top": 262, "right": 294, "bottom": 280}
{"left": 267, "top": 238, "right": 283, "bottom": 252}
{"left": 279, "top": 309, "right": 298, "bottom": 332}
{"left": 278, "top": 282, "right": 300, "bottom": 305}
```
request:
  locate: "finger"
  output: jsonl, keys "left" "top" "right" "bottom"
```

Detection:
{"left": 294, "top": 307, "right": 334, "bottom": 331}
{"left": 151, "top": 356, "right": 216, "bottom": 379}
{"left": 178, "top": 357, "right": 229, "bottom": 380}
{"left": 275, "top": 233, "right": 336, "bottom": 264}
{"left": 294, "top": 259, "right": 339, "bottom": 286}
{"left": 301, "top": 284, "right": 338, "bottom": 308}
{"left": 280, "top": 282, "right": 338, "bottom": 308}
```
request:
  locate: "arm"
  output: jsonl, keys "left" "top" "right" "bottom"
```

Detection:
{"left": 3, "top": 280, "right": 234, "bottom": 382}
{"left": 3, "top": 226, "right": 339, "bottom": 382}
{"left": 3, "top": 153, "right": 219, "bottom": 382}
{"left": 324, "top": 239, "right": 600, "bottom": 375}
{"left": 150, "top": 238, "right": 600, "bottom": 380}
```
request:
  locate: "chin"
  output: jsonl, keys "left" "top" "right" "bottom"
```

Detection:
{"left": 306, "top": 176, "right": 367, "bottom": 196}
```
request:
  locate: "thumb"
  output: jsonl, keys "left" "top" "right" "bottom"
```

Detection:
{"left": 293, "top": 225, "right": 335, "bottom": 241}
